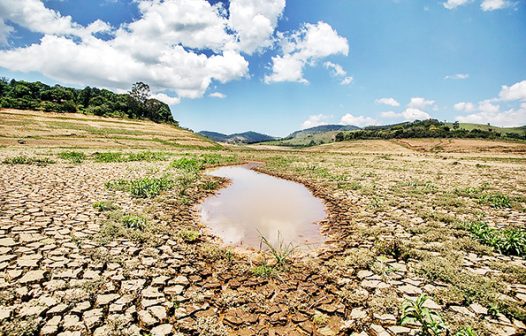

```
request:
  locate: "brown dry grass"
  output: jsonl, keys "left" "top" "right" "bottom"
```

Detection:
{"left": 0, "top": 108, "right": 217, "bottom": 149}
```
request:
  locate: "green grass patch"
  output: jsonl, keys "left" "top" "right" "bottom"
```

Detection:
{"left": 59, "top": 151, "right": 86, "bottom": 163}
{"left": 106, "top": 176, "right": 173, "bottom": 198}
{"left": 178, "top": 229, "right": 200, "bottom": 243}
{"left": 2, "top": 156, "right": 55, "bottom": 166}
{"left": 478, "top": 193, "right": 512, "bottom": 208}
{"left": 251, "top": 264, "right": 275, "bottom": 278}
{"left": 121, "top": 214, "right": 147, "bottom": 230}
{"left": 463, "top": 221, "right": 525, "bottom": 256}
{"left": 93, "top": 151, "right": 169, "bottom": 163}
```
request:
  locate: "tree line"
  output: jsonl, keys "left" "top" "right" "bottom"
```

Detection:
{"left": 334, "top": 119, "right": 526, "bottom": 142}
{"left": 0, "top": 79, "right": 176, "bottom": 124}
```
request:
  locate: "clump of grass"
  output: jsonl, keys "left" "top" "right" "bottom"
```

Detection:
{"left": 179, "top": 229, "right": 200, "bottom": 243}
{"left": 478, "top": 193, "right": 512, "bottom": 208}
{"left": 251, "top": 264, "right": 274, "bottom": 278}
{"left": 259, "top": 231, "right": 297, "bottom": 269}
{"left": 93, "top": 151, "right": 168, "bottom": 163}
{"left": 463, "top": 221, "right": 526, "bottom": 256}
{"left": 201, "top": 179, "right": 220, "bottom": 190}
{"left": 2, "top": 156, "right": 55, "bottom": 166}
{"left": 121, "top": 214, "right": 147, "bottom": 230}
{"left": 106, "top": 176, "right": 173, "bottom": 198}
{"left": 59, "top": 151, "right": 86, "bottom": 163}
{"left": 92, "top": 200, "right": 118, "bottom": 211}
{"left": 172, "top": 157, "right": 202, "bottom": 171}
{"left": 171, "top": 153, "right": 238, "bottom": 172}
{"left": 375, "top": 238, "right": 412, "bottom": 261}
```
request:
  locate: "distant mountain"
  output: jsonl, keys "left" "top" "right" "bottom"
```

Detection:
{"left": 198, "top": 131, "right": 276, "bottom": 144}
{"left": 286, "top": 124, "right": 360, "bottom": 139}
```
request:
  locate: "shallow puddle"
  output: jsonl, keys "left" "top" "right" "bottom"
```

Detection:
{"left": 199, "top": 164, "right": 326, "bottom": 249}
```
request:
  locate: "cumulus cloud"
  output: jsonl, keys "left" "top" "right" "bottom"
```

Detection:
{"left": 499, "top": 80, "right": 526, "bottom": 101}
{"left": 228, "top": 0, "right": 285, "bottom": 54}
{"left": 454, "top": 102, "right": 475, "bottom": 112}
{"left": 443, "top": 0, "right": 472, "bottom": 10}
{"left": 380, "top": 97, "right": 433, "bottom": 121}
{"left": 265, "top": 21, "right": 349, "bottom": 84}
{"left": 481, "top": 0, "right": 508, "bottom": 11}
{"left": 209, "top": 92, "right": 226, "bottom": 99}
{"left": 301, "top": 114, "right": 332, "bottom": 129}
{"left": 340, "top": 113, "right": 378, "bottom": 127}
{"left": 456, "top": 107, "right": 526, "bottom": 127}
{"left": 444, "top": 73, "right": 469, "bottom": 80}
{"left": 375, "top": 97, "right": 400, "bottom": 107}
{"left": 408, "top": 97, "right": 436, "bottom": 110}
{"left": 151, "top": 93, "right": 181, "bottom": 105}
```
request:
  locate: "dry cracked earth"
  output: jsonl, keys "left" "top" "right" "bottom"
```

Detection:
{"left": 0, "top": 147, "right": 525, "bottom": 336}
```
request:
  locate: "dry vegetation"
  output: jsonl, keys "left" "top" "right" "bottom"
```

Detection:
{"left": 0, "top": 109, "right": 525, "bottom": 336}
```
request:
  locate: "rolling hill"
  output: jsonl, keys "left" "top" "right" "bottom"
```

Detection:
{"left": 264, "top": 124, "right": 361, "bottom": 147}
{"left": 198, "top": 131, "right": 276, "bottom": 144}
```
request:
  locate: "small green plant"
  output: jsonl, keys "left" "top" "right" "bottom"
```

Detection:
{"left": 312, "top": 311, "right": 329, "bottom": 326}
{"left": 399, "top": 294, "right": 448, "bottom": 336}
{"left": 258, "top": 231, "right": 297, "bottom": 269}
{"left": 455, "top": 326, "right": 477, "bottom": 336}
{"left": 179, "top": 229, "right": 200, "bottom": 243}
{"left": 92, "top": 200, "right": 117, "bottom": 211}
{"left": 121, "top": 214, "right": 147, "bottom": 230}
{"left": 251, "top": 264, "right": 274, "bottom": 278}
{"left": 2, "top": 156, "right": 55, "bottom": 165}
{"left": 59, "top": 151, "right": 86, "bottom": 163}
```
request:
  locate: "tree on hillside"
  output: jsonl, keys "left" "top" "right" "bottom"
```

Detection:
{"left": 129, "top": 82, "right": 150, "bottom": 105}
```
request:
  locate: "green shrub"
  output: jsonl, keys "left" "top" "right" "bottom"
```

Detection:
{"left": 59, "top": 151, "right": 86, "bottom": 163}
{"left": 121, "top": 214, "right": 147, "bottom": 230}
{"left": 2, "top": 156, "right": 55, "bottom": 166}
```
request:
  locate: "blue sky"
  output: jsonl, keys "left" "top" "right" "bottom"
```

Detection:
{"left": 0, "top": 0, "right": 525, "bottom": 136}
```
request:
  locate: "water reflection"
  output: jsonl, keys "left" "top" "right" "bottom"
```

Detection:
{"left": 199, "top": 164, "right": 326, "bottom": 249}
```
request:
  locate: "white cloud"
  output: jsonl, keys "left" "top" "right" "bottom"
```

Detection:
{"left": 228, "top": 0, "right": 285, "bottom": 54}
{"left": 454, "top": 102, "right": 475, "bottom": 112}
{"left": 478, "top": 99, "right": 500, "bottom": 113}
{"left": 151, "top": 93, "right": 181, "bottom": 105}
{"left": 340, "top": 113, "right": 378, "bottom": 127}
{"left": 499, "top": 80, "right": 526, "bottom": 101}
{"left": 324, "top": 61, "right": 346, "bottom": 77}
{"left": 481, "top": 0, "right": 508, "bottom": 11}
{"left": 340, "top": 76, "right": 353, "bottom": 86}
{"left": 323, "top": 61, "right": 353, "bottom": 86}
{"left": 209, "top": 92, "right": 226, "bottom": 99}
{"left": 0, "top": 0, "right": 256, "bottom": 101}
{"left": 375, "top": 97, "right": 400, "bottom": 107}
{"left": 301, "top": 114, "right": 332, "bottom": 129}
{"left": 443, "top": 0, "right": 471, "bottom": 10}
{"left": 265, "top": 21, "right": 349, "bottom": 84}
{"left": 444, "top": 73, "right": 469, "bottom": 80}
{"left": 380, "top": 111, "right": 400, "bottom": 118}
{"left": 456, "top": 107, "right": 526, "bottom": 127}
{"left": 0, "top": 19, "right": 13, "bottom": 45}
{"left": 401, "top": 108, "right": 432, "bottom": 121}
{"left": 408, "top": 97, "right": 435, "bottom": 110}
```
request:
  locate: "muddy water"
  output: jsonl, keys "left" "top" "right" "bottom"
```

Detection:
{"left": 199, "top": 164, "right": 326, "bottom": 249}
